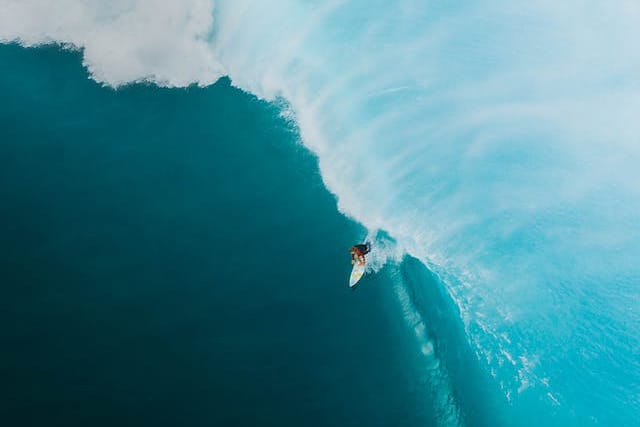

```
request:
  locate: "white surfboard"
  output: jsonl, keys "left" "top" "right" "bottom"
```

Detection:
{"left": 349, "top": 262, "right": 366, "bottom": 288}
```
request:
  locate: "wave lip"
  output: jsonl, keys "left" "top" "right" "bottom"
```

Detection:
{"left": 0, "top": 0, "right": 224, "bottom": 86}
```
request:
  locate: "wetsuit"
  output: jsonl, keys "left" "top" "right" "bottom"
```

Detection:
{"left": 353, "top": 243, "right": 370, "bottom": 256}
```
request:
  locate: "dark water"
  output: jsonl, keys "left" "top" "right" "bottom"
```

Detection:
{"left": 0, "top": 45, "right": 438, "bottom": 426}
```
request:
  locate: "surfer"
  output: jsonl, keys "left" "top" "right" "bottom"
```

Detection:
{"left": 350, "top": 242, "right": 371, "bottom": 266}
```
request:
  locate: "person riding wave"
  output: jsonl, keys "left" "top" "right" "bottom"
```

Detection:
{"left": 350, "top": 242, "right": 371, "bottom": 266}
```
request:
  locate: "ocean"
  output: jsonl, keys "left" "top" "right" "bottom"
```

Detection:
{"left": 0, "top": 44, "right": 437, "bottom": 426}
{"left": 2, "top": 2, "right": 640, "bottom": 426}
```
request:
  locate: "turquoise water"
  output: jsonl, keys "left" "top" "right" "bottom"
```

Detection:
{"left": 2, "top": 1, "right": 640, "bottom": 425}
{"left": 0, "top": 45, "right": 440, "bottom": 426}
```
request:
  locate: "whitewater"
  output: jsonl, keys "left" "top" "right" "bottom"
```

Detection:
{"left": 2, "top": 1, "right": 639, "bottom": 425}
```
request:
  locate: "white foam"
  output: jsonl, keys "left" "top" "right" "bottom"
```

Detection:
{"left": 0, "top": 0, "right": 224, "bottom": 86}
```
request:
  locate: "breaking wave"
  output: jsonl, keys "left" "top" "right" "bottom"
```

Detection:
{"left": 2, "top": 1, "right": 640, "bottom": 424}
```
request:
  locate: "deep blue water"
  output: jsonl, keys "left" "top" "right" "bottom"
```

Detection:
{"left": 0, "top": 45, "right": 447, "bottom": 426}
{"left": 2, "top": 25, "right": 639, "bottom": 423}
{"left": 3, "top": 2, "right": 640, "bottom": 425}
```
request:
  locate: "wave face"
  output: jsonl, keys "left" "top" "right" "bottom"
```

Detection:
{"left": 3, "top": 1, "right": 640, "bottom": 425}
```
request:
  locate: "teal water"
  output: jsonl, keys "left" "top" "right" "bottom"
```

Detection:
{"left": 0, "top": 45, "right": 442, "bottom": 426}
{"left": 3, "top": 3, "right": 640, "bottom": 425}
{"left": 3, "top": 4, "right": 640, "bottom": 420}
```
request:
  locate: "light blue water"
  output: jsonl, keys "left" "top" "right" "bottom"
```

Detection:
{"left": 2, "top": 1, "right": 640, "bottom": 426}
